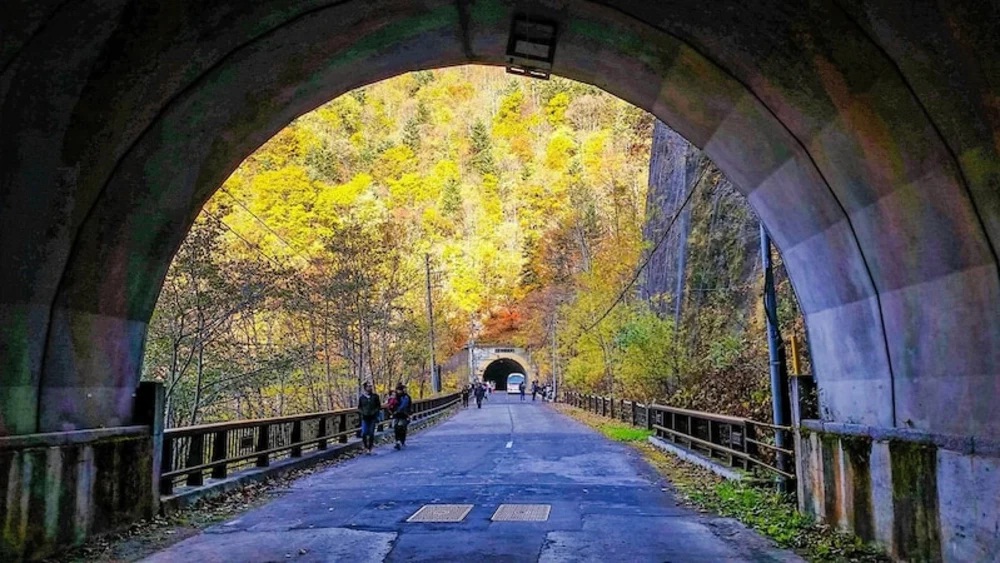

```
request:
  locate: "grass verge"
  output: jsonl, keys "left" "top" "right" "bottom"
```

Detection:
{"left": 554, "top": 403, "right": 889, "bottom": 563}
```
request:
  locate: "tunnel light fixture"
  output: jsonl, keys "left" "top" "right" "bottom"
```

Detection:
{"left": 506, "top": 15, "right": 557, "bottom": 80}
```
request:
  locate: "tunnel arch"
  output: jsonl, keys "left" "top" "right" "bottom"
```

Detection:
{"left": 1, "top": 1, "right": 998, "bottom": 450}
{"left": 482, "top": 358, "right": 528, "bottom": 392}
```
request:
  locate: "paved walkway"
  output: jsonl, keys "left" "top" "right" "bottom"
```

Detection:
{"left": 144, "top": 395, "right": 802, "bottom": 562}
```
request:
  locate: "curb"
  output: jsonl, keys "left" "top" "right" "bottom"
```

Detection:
{"left": 647, "top": 435, "right": 747, "bottom": 482}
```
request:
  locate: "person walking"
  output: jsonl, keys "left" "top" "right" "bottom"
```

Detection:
{"left": 357, "top": 381, "right": 381, "bottom": 455}
{"left": 531, "top": 381, "right": 538, "bottom": 401}
{"left": 392, "top": 382, "right": 412, "bottom": 449}
{"left": 474, "top": 383, "right": 486, "bottom": 408}
{"left": 519, "top": 380, "right": 526, "bottom": 402}
{"left": 461, "top": 384, "right": 470, "bottom": 408}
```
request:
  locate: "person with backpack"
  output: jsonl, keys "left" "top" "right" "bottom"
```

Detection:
{"left": 357, "top": 381, "right": 381, "bottom": 455}
{"left": 461, "top": 384, "right": 470, "bottom": 408}
{"left": 392, "top": 382, "right": 412, "bottom": 449}
{"left": 519, "top": 380, "right": 526, "bottom": 401}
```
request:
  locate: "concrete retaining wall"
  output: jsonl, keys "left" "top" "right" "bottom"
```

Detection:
{"left": 797, "top": 421, "right": 1000, "bottom": 562}
{"left": 0, "top": 427, "right": 155, "bottom": 560}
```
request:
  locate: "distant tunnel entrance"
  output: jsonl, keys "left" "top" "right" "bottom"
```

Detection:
{"left": 482, "top": 358, "right": 527, "bottom": 392}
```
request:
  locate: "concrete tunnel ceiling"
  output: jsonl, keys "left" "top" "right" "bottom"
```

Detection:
{"left": 483, "top": 359, "right": 528, "bottom": 390}
{"left": 1, "top": 1, "right": 998, "bottom": 439}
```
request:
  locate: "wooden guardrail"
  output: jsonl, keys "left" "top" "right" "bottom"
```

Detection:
{"left": 566, "top": 392, "right": 794, "bottom": 481}
{"left": 160, "top": 392, "right": 461, "bottom": 495}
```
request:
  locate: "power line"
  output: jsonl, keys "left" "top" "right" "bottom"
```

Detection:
{"left": 199, "top": 209, "right": 321, "bottom": 299}
{"left": 219, "top": 187, "right": 314, "bottom": 266}
{"left": 579, "top": 174, "right": 703, "bottom": 334}
{"left": 201, "top": 209, "right": 287, "bottom": 270}
{"left": 689, "top": 283, "right": 755, "bottom": 293}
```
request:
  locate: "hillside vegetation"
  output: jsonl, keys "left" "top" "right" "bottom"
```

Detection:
{"left": 143, "top": 66, "right": 802, "bottom": 428}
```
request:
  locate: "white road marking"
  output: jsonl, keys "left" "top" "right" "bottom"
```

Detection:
{"left": 506, "top": 441, "right": 513, "bottom": 448}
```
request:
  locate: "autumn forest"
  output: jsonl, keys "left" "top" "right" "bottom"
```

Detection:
{"left": 144, "top": 66, "right": 803, "bottom": 429}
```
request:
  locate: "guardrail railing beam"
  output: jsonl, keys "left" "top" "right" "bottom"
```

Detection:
{"left": 564, "top": 392, "right": 795, "bottom": 484}
{"left": 158, "top": 392, "right": 462, "bottom": 495}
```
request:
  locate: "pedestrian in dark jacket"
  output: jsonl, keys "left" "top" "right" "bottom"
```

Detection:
{"left": 358, "top": 381, "right": 381, "bottom": 455}
{"left": 474, "top": 383, "right": 486, "bottom": 408}
{"left": 392, "top": 382, "right": 412, "bottom": 449}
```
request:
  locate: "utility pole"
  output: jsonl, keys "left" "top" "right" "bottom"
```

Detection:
{"left": 550, "top": 312, "right": 558, "bottom": 401}
{"left": 425, "top": 254, "right": 440, "bottom": 393}
{"left": 760, "top": 225, "right": 791, "bottom": 488}
{"left": 467, "top": 315, "right": 475, "bottom": 385}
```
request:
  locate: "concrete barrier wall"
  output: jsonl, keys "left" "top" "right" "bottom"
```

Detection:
{"left": 0, "top": 427, "right": 154, "bottom": 560}
{"left": 797, "top": 421, "right": 1000, "bottom": 562}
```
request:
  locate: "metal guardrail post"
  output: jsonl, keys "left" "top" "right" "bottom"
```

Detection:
{"left": 338, "top": 414, "right": 347, "bottom": 444}
{"left": 256, "top": 424, "right": 270, "bottom": 467}
{"left": 317, "top": 417, "right": 328, "bottom": 450}
{"left": 290, "top": 421, "right": 302, "bottom": 457}
{"left": 160, "top": 437, "right": 174, "bottom": 495}
{"left": 744, "top": 422, "right": 758, "bottom": 471}
{"left": 211, "top": 431, "right": 228, "bottom": 479}
{"left": 186, "top": 434, "right": 204, "bottom": 486}
{"left": 709, "top": 421, "right": 720, "bottom": 459}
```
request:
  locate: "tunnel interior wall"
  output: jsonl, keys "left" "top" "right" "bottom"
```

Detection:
{"left": 796, "top": 422, "right": 1000, "bottom": 561}
{"left": 1, "top": 1, "right": 999, "bottom": 558}
{"left": 0, "top": 428, "right": 155, "bottom": 560}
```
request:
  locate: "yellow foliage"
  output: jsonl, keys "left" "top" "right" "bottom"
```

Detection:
{"left": 159, "top": 66, "right": 661, "bottom": 423}
{"left": 545, "top": 92, "right": 570, "bottom": 126}
{"left": 545, "top": 129, "right": 576, "bottom": 172}
{"left": 317, "top": 173, "right": 372, "bottom": 209}
{"left": 375, "top": 145, "right": 418, "bottom": 182}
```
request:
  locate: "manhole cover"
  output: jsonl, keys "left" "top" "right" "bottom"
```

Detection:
{"left": 491, "top": 504, "right": 551, "bottom": 522}
{"left": 406, "top": 504, "right": 474, "bottom": 523}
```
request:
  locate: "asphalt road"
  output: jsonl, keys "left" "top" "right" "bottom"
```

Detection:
{"left": 143, "top": 394, "right": 803, "bottom": 562}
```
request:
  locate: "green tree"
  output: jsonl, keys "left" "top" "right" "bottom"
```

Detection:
{"left": 469, "top": 119, "right": 497, "bottom": 176}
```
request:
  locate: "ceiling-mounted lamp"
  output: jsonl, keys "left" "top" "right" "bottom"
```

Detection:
{"left": 505, "top": 15, "right": 558, "bottom": 80}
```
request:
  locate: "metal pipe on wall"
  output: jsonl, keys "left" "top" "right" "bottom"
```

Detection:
{"left": 760, "top": 225, "right": 792, "bottom": 487}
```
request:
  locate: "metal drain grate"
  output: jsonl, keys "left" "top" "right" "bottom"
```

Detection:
{"left": 491, "top": 504, "right": 551, "bottom": 522}
{"left": 406, "top": 504, "right": 474, "bottom": 523}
